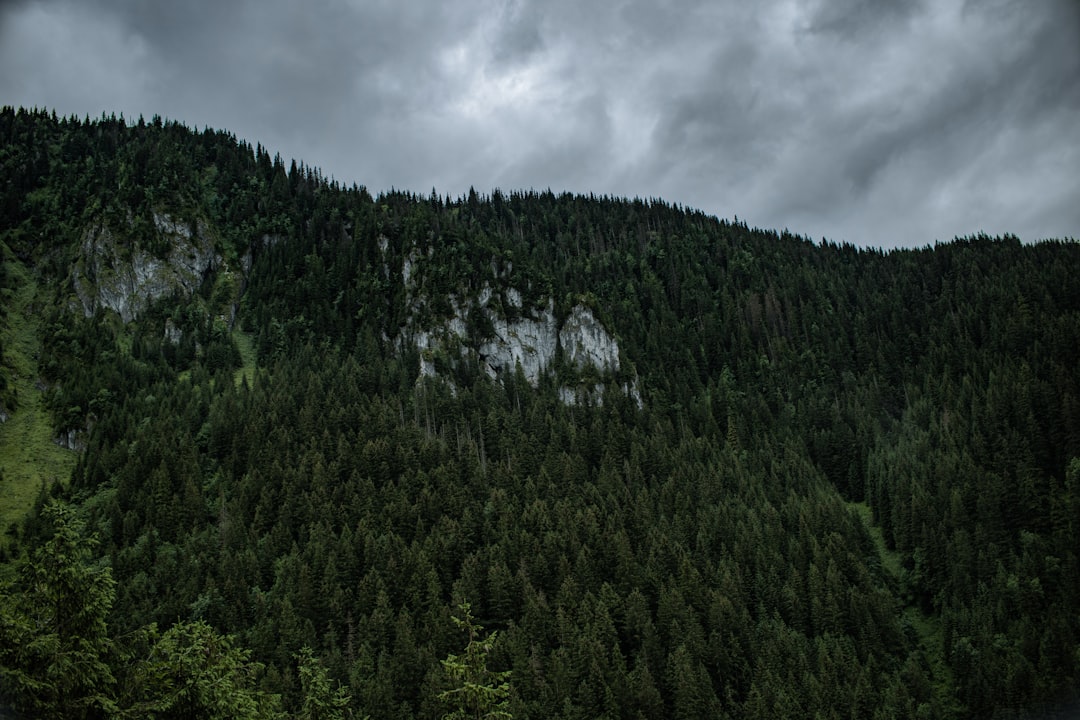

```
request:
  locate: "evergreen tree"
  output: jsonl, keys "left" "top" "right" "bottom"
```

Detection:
{"left": 438, "top": 603, "right": 513, "bottom": 720}
{"left": 0, "top": 501, "right": 117, "bottom": 719}
{"left": 138, "top": 620, "right": 282, "bottom": 720}
{"left": 297, "top": 646, "right": 354, "bottom": 720}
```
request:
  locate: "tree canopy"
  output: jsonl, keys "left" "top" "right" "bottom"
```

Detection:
{"left": 1, "top": 105, "right": 1078, "bottom": 718}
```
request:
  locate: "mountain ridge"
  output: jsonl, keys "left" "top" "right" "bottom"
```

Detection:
{"left": 1, "top": 105, "right": 1078, "bottom": 719}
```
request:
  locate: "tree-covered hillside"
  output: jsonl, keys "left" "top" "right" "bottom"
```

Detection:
{"left": 1, "top": 106, "right": 1078, "bottom": 719}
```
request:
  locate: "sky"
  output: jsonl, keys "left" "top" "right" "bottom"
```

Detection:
{"left": 1, "top": 0, "right": 1078, "bottom": 249}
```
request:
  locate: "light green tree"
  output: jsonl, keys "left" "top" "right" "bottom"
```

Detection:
{"left": 296, "top": 646, "right": 353, "bottom": 720}
{"left": 0, "top": 501, "right": 117, "bottom": 719}
{"left": 0, "top": 502, "right": 282, "bottom": 719}
{"left": 438, "top": 603, "right": 513, "bottom": 720}
{"left": 141, "top": 619, "right": 282, "bottom": 720}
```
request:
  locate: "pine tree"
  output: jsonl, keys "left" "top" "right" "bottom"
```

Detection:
{"left": 297, "top": 646, "right": 354, "bottom": 720}
{"left": 438, "top": 602, "right": 513, "bottom": 720}
{"left": 142, "top": 620, "right": 281, "bottom": 720}
{"left": 0, "top": 501, "right": 117, "bottom": 719}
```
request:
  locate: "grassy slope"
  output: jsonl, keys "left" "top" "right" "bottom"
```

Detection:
{"left": 849, "top": 500, "right": 961, "bottom": 716}
{"left": 233, "top": 329, "right": 256, "bottom": 387}
{"left": 0, "top": 260, "right": 77, "bottom": 547}
{"left": 849, "top": 500, "right": 904, "bottom": 577}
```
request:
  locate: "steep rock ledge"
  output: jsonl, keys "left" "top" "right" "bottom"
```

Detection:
{"left": 71, "top": 212, "right": 219, "bottom": 322}
{"left": 386, "top": 236, "right": 643, "bottom": 406}
{"left": 405, "top": 288, "right": 639, "bottom": 406}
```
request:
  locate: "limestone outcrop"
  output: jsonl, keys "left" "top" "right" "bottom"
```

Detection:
{"left": 71, "top": 212, "right": 219, "bottom": 322}
{"left": 396, "top": 240, "right": 640, "bottom": 406}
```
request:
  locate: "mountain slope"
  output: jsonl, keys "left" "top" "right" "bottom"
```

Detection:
{"left": 0, "top": 254, "right": 78, "bottom": 552}
{"left": 1, "top": 106, "right": 1078, "bottom": 719}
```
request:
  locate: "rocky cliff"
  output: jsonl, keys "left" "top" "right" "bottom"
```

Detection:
{"left": 71, "top": 212, "right": 219, "bottom": 322}
{"left": 397, "top": 240, "right": 639, "bottom": 405}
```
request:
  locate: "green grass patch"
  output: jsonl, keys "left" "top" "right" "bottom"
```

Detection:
{"left": 850, "top": 500, "right": 962, "bottom": 716}
{"left": 848, "top": 500, "right": 905, "bottom": 578}
{"left": 232, "top": 329, "right": 256, "bottom": 387}
{"left": 904, "top": 606, "right": 962, "bottom": 716}
{"left": 0, "top": 260, "right": 77, "bottom": 548}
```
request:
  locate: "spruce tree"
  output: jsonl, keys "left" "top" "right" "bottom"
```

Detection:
{"left": 297, "top": 645, "right": 354, "bottom": 720}
{"left": 0, "top": 501, "right": 117, "bottom": 719}
{"left": 438, "top": 603, "right": 513, "bottom": 720}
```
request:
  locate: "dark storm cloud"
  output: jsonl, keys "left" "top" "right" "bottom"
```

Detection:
{"left": 624, "top": 0, "right": 1080, "bottom": 245}
{"left": 1, "top": 0, "right": 1077, "bottom": 247}
{"left": 804, "top": 0, "right": 923, "bottom": 37}
{"left": 489, "top": 0, "right": 544, "bottom": 66}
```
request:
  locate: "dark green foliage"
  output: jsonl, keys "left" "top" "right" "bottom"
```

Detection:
{"left": 133, "top": 620, "right": 282, "bottom": 720}
{"left": 1, "top": 106, "right": 1078, "bottom": 719}
{"left": 0, "top": 502, "right": 116, "bottom": 719}
{"left": 0, "top": 501, "right": 283, "bottom": 719}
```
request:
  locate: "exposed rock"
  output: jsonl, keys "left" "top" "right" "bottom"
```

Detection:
{"left": 378, "top": 235, "right": 391, "bottom": 280}
{"left": 505, "top": 288, "right": 522, "bottom": 309}
{"left": 414, "top": 317, "right": 468, "bottom": 381}
{"left": 559, "top": 383, "right": 605, "bottom": 406}
{"left": 53, "top": 429, "right": 83, "bottom": 451}
{"left": 395, "top": 239, "right": 641, "bottom": 406}
{"left": 72, "top": 212, "right": 219, "bottom": 323}
{"left": 260, "top": 233, "right": 285, "bottom": 249}
{"left": 402, "top": 246, "right": 421, "bottom": 289}
{"left": 479, "top": 300, "right": 559, "bottom": 384}
{"left": 560, "top": 305, "right": 620, "bottom": 372}
{"left": 164, "top": 318, "right": 183, "bottom": 345}
{"left": 405, "top": 287, "right": 638, "bottom": 405}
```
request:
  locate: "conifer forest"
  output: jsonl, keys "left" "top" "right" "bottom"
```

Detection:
{"left": 1, "top": 107, "right": 1079, "bottom": 718}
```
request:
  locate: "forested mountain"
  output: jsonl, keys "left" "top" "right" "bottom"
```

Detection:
{"left": 1, "top": 106, "right": 1078, "bottom": 719}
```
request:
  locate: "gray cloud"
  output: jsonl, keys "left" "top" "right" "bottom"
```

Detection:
{"left": 804, "top": 0, "right": 924, "bottom": 38}
{"left": 1, "top": 0, "right": 1077, "bottom": 247}
{"left": 489, "top": 0, "right": 545, "bottom": 66}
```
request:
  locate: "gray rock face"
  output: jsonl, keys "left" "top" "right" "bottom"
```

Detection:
{"left": 479, "top": 300, "right": 559, "bottom": 384}
{"left": 72, "top": 212, "right": 218, "bottom": 322}
{"left": 163, "top": 317, "right": 184, "bottom": 345}
{"left": 389, "top": 236, "right": 642, "bottom": 405}
{"left": 54, "top": 428, "right": 84, "bottom": 451}
{"left": 403, "top": 280, "right": 639, "bottom": 405}
{"left": 560, "top": 305, "right": 620, "bottom": 372}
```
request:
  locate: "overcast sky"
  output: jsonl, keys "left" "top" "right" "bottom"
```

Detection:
{"left": 1, "top": 0, "right": 1077, "bottom": 248}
